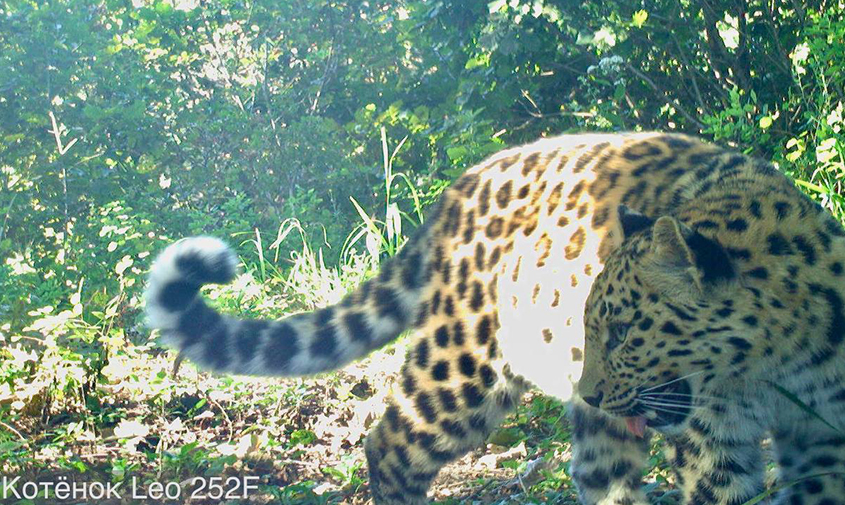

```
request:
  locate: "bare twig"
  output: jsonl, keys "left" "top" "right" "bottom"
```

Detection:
{"left": 699, "top": 0, "right": 748, "bottom": 90}
{"left": 208, "top": 396, "right": 234, "bottom": 444}
{"left": 0, "top": 420, "right": 27, "bottom": 442}
{"left": 311, "top": 37, "right": 336, "bottom": 115}
{"left": 48, "top": 111, "right": 78, "bottom": 248}
{"left": 763, "top": 0, "right": 797, "bottom": 77}
{"left": 672, "top": 35, "right": 710, "bottom": 115}
{"left": 624, "top": 63, "right": 706, "bottom": 130}
{"left": 520, "top": 89, "right": 542, "bottom": 117}
{"left": 790, "top": 0, "right": 806, "bottom": 22}
{"left": 0, "top": 192, "right": 18, "bottom": 243}
{"left": 201, "top": 15, "right": 245, "bottom": 112}
{"left": 277, "top": 459, "right": 323, "bottom": 469}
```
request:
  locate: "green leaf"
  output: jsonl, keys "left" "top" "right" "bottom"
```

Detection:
{"left": 154, "top": 1, "right": 173, "bottom": 16}
{"left": 446, "top": 146, "right": 468, "bottom": 161}
{"left": 83, "top": 105, "right": 105, "bottom": 121}
{"left": 488, "top": 0, "right": 507, "bottom": 13}
{"left": 289, "top": 429, "right": 317, "bottom": 447}
{"left": 464, "top": 55, "right": 487, "bottom": 70}
{"left": 632, "top": 10, "right": 648, "bottom": 28}
{"left": 0, "top": 441, "right": 23, "bottom": 453}
{"left": 613, "top": 83, "right": 626, "bottom": 101}
{"left": 575, "top": 31, "right": 594, "bottom": 45}
{"left": 488, "top": 427, "right": 524, "bottom": 447}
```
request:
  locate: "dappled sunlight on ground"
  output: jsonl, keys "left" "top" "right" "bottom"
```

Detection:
{"left": 1, "top": 332, "right": 690, "bottom": 504}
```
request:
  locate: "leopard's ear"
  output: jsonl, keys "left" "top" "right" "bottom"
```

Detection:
{"left": 651, "top": 216, "right": 696, "bottom": 268}
{"left": 617, "top": 205, "right": 654, "bottom": 239}
{"left": 650, "top": 216, "right": 735, "bottom": 284}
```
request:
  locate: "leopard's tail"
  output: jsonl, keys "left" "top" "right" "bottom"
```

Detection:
{"left": 145, "top": 234, "right": 430, "bottom": 376}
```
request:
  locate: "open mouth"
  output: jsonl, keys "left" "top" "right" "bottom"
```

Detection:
{"left": 623, "top": 378, "right": 693, "bottom": 437}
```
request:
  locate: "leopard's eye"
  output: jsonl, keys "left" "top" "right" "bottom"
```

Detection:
{"left": 606, "top": 322, "right": 631, "bottom": 351}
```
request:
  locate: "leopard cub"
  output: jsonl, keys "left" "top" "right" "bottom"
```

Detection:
{"left": 147, "top": 133, "right": 843, "bottom": 504}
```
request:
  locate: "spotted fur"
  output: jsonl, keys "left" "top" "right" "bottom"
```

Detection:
{"left": 146, "top": 133, "right": 808, "bottom": 504}
{"left": 579, "top": 149, "right": 845, "bottom": 504}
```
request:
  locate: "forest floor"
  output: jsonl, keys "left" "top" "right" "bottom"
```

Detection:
{"left": 3, "top": 337, "right": 685, "bottom": 504}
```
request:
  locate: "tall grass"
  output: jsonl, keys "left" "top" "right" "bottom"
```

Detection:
{"left": 346, "top": 127, "right": 425, "bottom": 259}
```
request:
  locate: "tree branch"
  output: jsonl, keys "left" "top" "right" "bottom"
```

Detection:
{"left": 625, "top": 63, "right": 706, "bottom": 130}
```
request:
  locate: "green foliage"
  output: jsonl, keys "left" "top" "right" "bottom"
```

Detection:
{"left": 321, "top": 455, "right": 366, "bottom": 491}
{"left": 1, "top": 0, "right": 845, "bottom": 501}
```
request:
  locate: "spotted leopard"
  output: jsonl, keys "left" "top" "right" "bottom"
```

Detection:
{"left": 578, "top": 147, "right": 845, "bottom": 504}
{"left": 145, "top": 132, "right": 822, "bottom": 504}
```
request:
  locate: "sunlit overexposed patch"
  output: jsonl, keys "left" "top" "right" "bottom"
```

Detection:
{"left": 174, "top": 0, "right": 199, "bottom": 11}
{"left": 5, "top": 252, "right": 36, "bottom": 275}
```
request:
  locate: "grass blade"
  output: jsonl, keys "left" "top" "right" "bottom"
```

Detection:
{"left": 766, "top": 381, "right": 840, "bottom": 433}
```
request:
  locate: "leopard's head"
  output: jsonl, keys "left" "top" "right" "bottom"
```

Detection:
{"left": 578, "top": 205, "right": 751, "bottom": 435}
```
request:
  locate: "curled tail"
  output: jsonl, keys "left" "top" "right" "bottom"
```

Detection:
{"left": 145, "top": 236, "right": 426, "bottom": 376}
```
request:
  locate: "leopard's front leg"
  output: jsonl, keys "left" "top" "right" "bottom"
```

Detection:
{"left": 570, "top": 401, "right": 652, "bottom": 505}
{"left": 663, "top": 414, "right": 765, "bottom": 505}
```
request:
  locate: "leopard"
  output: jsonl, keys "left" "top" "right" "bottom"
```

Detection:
{"left": 577, "top": 144, "right": 845, "bottom": 504}
{"left": 144, "top": 132, "right": 839, "bottom": 504}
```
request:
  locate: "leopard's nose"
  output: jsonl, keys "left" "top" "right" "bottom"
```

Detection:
{"left": 582, "top": 391, "right": 604, "bottom": 408}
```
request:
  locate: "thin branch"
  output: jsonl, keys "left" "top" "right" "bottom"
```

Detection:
{"left": 0, "top": 192, "right": 18, "bottom": 244}
{"left": 672, "top": 34, "right": 710, "bottom": 115}
{"left": 310, "top": 37, "right": 336, "bottom": 115}
{"left": 789, "top": 0, "right": 806, "bottom": 22}
{"left": 48, "top": 111, "right": 78, "bottom": 248}
{"left": 201, "top": 14, "right": 245, "bottom": 113}
{"left": 624, "top": 63, "right": 706, "bottom": 130}
{"left": 645, "top": 9, "right": 730, "bottom": 105}
{"left": 0, "top": 421, "right": 26, "bottom": 442}
{"left": 520, "top": 89, "right": 543, "bottom": 117}
{"left": 763, "top": 0, "right": 796, "bottom": 76}
{"left": 700, "top": 0, "right": 745, "bottom": 90}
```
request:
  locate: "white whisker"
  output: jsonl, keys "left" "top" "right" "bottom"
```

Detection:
{"left": 640, "top": 392, "right": 723, "bottom": 402}
{"left": 640, "top": 391, "right": 699, "bottom": 397}
{"left": 652, "top": 410, "right": 682, "bottom": 424}
{"left": 639, "top": 403, "right": 693, "bottom": 416}
{"left": 639, "top": 399, "right": 697, "bottom": 410}
{"left": 640, "top": 370, "right": 705, "bottom": 393}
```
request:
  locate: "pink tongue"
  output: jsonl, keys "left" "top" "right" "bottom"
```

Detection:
{"left": 625, "top": 416, "right": 647, "bottom": 438}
